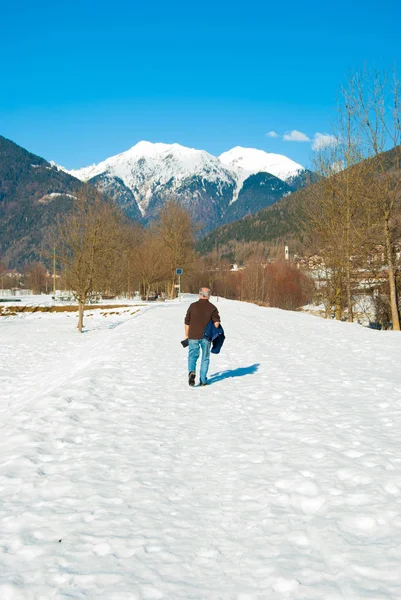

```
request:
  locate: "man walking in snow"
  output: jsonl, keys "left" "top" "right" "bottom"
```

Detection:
{"left": 184, "top": 287, "right": 220, "bottom": 387}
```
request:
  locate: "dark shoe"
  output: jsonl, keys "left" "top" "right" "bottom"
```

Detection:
{"left": 188, "top": 371, "right": 196, "bottom": 387}
{"left": 200, "top": 380, "right": 207, "bottom": 386}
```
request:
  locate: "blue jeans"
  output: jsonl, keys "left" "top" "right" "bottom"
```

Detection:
{"left": 188, "top": 338, "right": 211, "bottom": 384}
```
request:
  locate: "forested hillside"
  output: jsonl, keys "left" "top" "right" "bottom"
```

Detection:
{"left": 196, "top": 146, "right": 401, "bottom": 262}
{"left": 196, "top": 185, "right": 310, "bottom": 260}
{"left": 0, "top": 136, "right": 85, "bottom": 266}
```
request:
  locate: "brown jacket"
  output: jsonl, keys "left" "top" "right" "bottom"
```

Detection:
{"left": 185, "top": 300, "right": 220, "bottom": 340}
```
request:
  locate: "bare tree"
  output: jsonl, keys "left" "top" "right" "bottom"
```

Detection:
{"left": 0, "top": 259, "right": 7, "bottom": 293}
{"left": 155, "top": 201, "right": 196, "bottom": 297}
{"left": 93, "top": 221, "right": 143, "bottom": 298}
{"left": 136, "top": 231, "right": 170, "bottom": 299}
{"left": 336, "top": 85, "right": 371, "bottom": 321}
{"left": 57, "top": 186, "right": 124, "bottom": 332}
{"left": 352, "top": 68, "right": 401, "bottom": 329}
{"left": 304, "top": 74, "right": 387, "bottom": 322}
{"left": 242, "top": 256, "right": 267, "bottom": 304}
{"left": 265, "top": 260, "right": 314, "bottom": 310}
{"left": 121, "top": 223, "right": 145, "bottom": 298}
{"left": 302, "top": 165, "right": 348, "bottom": 320}
{"left": 24, "top": 262, "right": 47, "bottom": 294}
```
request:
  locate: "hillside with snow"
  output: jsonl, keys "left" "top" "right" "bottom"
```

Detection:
{"left": 65, "top": 141, "right": 307, "bottom": 231}
{"left": 1, "top": 295, "right": 401, "bottom": 598}
{"left": 219, "top": 145, "right": 304, "bottom": 183}
{"left": 68, "top": 142, "right": 237, "bottom": 216}
{"left": 0, "top": 136, "right": 309, "bottom": 266}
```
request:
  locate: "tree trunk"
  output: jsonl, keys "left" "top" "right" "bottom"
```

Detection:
{"left": 387, "top": 264, "right": 399, "bottom": 330}
{"left": 78, "top": 301, "right": 85, "bottom": 332}
{"left": 346, "top": 205, "right": 353, "bottom": 322}
{"left": 335, "top": 285, "right": 343, "bottom": 320}
{"left": 384, "top": 219, "right": 400, "bottom": 330}
{"left": 346, "top": 254, "right": 353, "bottom": 322}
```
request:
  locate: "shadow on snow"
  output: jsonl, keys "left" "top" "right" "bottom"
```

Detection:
{"left": 208, "top": 363, "right": 260, "bottom": 385}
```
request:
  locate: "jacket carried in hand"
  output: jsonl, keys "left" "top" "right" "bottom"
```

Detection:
{"left": 203, "top": 320, "right": 225, "bottom": 354}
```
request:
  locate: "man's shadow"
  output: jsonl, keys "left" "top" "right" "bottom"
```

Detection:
{"left": 207, "top": 363, "right": 260, "bottom": 385}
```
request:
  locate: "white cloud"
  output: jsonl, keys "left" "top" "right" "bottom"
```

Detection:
{"left": 283, "top": 130, "right": 311, "bottom": 142}
{"left": 312, "top": 132, "right": 338, "bottom": 151}
{"left": 266, "top": 131, "right": 279, "bottom": 138}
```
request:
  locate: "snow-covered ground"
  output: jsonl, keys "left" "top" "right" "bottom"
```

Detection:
{"left": 1, "top": 296, "right": 401, "bottom": 599}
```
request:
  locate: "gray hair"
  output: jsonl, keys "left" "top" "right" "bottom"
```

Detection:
{"left": 199, "top": 287, "right": 211, "bottom": 298}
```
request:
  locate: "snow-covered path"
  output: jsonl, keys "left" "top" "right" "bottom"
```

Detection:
{"left": 1, "top": 297, "right": 401, "bottom": 599}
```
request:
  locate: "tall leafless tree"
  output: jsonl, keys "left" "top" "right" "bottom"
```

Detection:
{"left": 155, "top": 201, "right": 196, "bottom": 297}
{"left": 136, "top": 231, "right": 170, "bottom": 299}
{"left": 352, "top": 68, "right": 401, "bottom": 329}
{"left": 57, "top": 186, "right": 124, "bottom": 332}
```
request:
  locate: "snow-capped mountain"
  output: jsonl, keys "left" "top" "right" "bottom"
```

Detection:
{"left": 219, "top": 146, "right": 306, "bottom": 204}
{"left": 219, "top": 146, "right": 304, "bottom": 182}
{"left": 68, "top": 142, "right": 237, "bottom": 216}
{"left": 64, "top": 141, "right": 307, "bottom": 233}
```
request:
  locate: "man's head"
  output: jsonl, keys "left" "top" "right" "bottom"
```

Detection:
{"left": 199, "top": 287, "right": 211, "bottom": 300}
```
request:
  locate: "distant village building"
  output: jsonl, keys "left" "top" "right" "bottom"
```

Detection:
{"left": 285, "top": 245, "right": 289, "bottom": 261}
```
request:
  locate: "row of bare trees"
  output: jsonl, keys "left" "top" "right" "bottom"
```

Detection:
{"left": 55, "top": 187, "right": 196, "bottom": 331}
{"left": 304, "top": 68, "right": 401, "bottom": 329}
{"left": 0, "top": 259, "right": 54, "bottom": 294}
{"left": 186, "top": 254, "right": 314, "bottom": 310}
{"left": 53, "top": 187, "right": 313, "bottom": 331}
{"left": 2, "top": 187, "right": 311, "bottom": 329}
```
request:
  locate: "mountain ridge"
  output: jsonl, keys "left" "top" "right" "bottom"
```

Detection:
{"left": 0, "top": 136, "right": 309, "bottom": 267}
{"left": 62, "top": 141, "right": 306, "bottom": 222}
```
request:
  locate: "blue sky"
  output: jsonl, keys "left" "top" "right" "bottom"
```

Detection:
{"left": 1, "top": 0, "right": 400, "bottom": 169}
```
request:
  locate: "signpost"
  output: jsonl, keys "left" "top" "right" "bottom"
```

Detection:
{"left": 175, "top": 268, "right": 183, "bottom": 301}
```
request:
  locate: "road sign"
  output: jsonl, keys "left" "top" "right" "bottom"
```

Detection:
{"left": 176, "top": 268, "right": 183, "bottom": 301}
